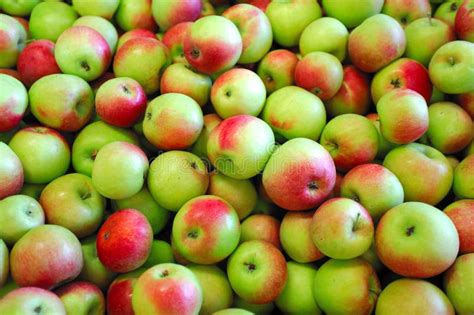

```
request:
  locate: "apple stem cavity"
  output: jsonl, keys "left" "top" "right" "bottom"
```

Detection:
{"left": 190, "top": 48, "right": 200, "bottom": 59}
{"left": 406, "top": 226, "right": 415, "bottom": 236}
{"left": 160, "top": 270, "right": 169, "bottom": 278}
{"left": 34, "top": 305, "right": 42, "bottom": 314}
{"left": 244, "top": 262, "right": 256, "bottom": 272}
{"left": 80, "top": 61, "right": 90, "bottom": 72}
{"left": 390, "top": 78, "right": 401, "bottom": 88}
{"left": 308, "top": 181, "right": 318, "bottom": 191}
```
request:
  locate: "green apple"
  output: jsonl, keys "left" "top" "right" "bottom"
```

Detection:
{"left": 1, "top": 0, "right": 41, "bottom": 16}
{"left": 29, "top": 2, "right": 78, "bottom": 41}
{"left": 434, "top": 0, "right": 463, "bottom": 28}
{"left": 0, "top": 141, "right": 24, "bottom": 200}
{"left": 73, "top": 16, "right": 118, "bottom": 52}
{"left": 72, "top": 0, "right": 120, "bottom": 20}
{"left": 55, "top": 281, "right": 105, "bottom": 315}
{"left": 78, "top": 236, "right": 116, "bottom": 290}
{"left": 0, "top": 75, "right": 28, "bottom": 133}
{"left": 256, "top": 49, "right": 298, "bottom": 94}
{"left": 0, "top": 287, "right": 66, "bottom": 315}
{"left": 233, "top": 297, "right": 274, "bottom": 315}
{"left": 443, "top": 253, "right": 474, "bottom": 314}
{"left": 191, "top": 113, "right": 222, "bottom": 159}
{"left": 0, "top": 280, "right": 18, "bottom": 299}
{"left": 0, "top": 240, "right": 8, "bottom": 288}
{"left": 0, "top": 14, "right": 27, "bottom": 68}
{"left": 213, "top": 309, "right": 253, "bottom": 315}
{"left": 19, "top": 184, "right": 45, "bottom": 201}
{"left": 322, "top": 0, "right": 384, "bottom": 28}
{"left": 240, "top": 214, "right": 280, "bottom": 248}
{"left": 143, "top": 240, "right": 175, "bottom": 268}
{"left": 115, "top": 0, "right": 157, "bottom": 32}
{"left": 453, "top": 154, "right": 474, "bottom": 199}
{"left": 381, "top": 0, "right": 432, "bottom": 27}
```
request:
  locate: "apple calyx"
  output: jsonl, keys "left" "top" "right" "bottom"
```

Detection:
{"left": 160, "top": 270, "right": 169, "bottom": 278}
{"left": 121, "top": 84, "right": 131, "bottom": 94}
{"left": 447, "top": 56, "right": 456, "bottom": 66}
{"left": 187, "top": 230, "right": 199, "bottom": 239}
{"left": 308, "top": 181, "right": 318, "bottom": 191}
{"left": 390, "top": 78, "right": 402, "bottom": 88}
{"left": 34, "top": 305, "right": 42, "bottom": 314}
{"left": 80, "top": 61, "right": 91, "bottom": 72}
{"left": 244, "top": 262, "right": 256, "bottom": 272}
{"left": 406, "top": 226, "right": 415, "bottom": 236}
{"left": 190, "top": 48, "right": 200, "bottom": 59}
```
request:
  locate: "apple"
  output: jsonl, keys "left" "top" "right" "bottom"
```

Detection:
{"left": 143, "top": 240, "right": 175, "bottom": 267}
{"left": 79, "top": 236, "right": 116, "bottom": 290}
{"left": 183, "top": 15, "right": 242, "bottom": 74}
{"left": 1, "top": 0, "right": 40, "bottom": 16}
{"left": 115, "top": 0, "right": 157, "bottom": 32}
{"left": 453, "top": 154, "right": 474, "bottom": 199}
{"left": 117, "top": 28, "right": 157, "bottom": 51}
{"left": 191, "top": 113, "right": 222, "bottom": 158}
{"left": 435, "top": 0, "right": 463, "bottom": 28}
{"left": 72, "top": 0, "right": 120, "bottom": 20}
{"left": 233, "top": 297, "right": 274, "bottom": 314}
{"left": 444, "top": 200, "right": 474, "bottom": 254}
{"left": 162, "top": 22, "right": 193, "bottom": 64}
{"left": 132, "top": 263, "right": 203, "bottom": 315}
{"left": 313, "top": 258, "right": 381, "bottom": 315}
{"left": 443, "top": 253, "right": 474, "bottom": 314}
{"left": 106, "top": 268, "right": 145, "bottom": 315}
{"left": 55, "top": 281, "right": 105, "bottom": 315}
{"left": 429, "top": 40, "right": 474, "bottom": 94}
{"left": 366, "top": 113, "right": 399, "bottom": 159}
{"left": 240, "top": 214, "right": 280, "bottom": 248}
{"left": 0, "top": 142, "right": 23, "bottom": 200}
{"left": 0, "top": 287, "right": 66, "bottom": 315}
{"left": 19, "top": 183, "right": 45, "bottom": 201}
{"left": 213, "top": 309, "right": 253, "bottom": 315}
{"left": 9, "top": 126, "right": 71, "bottom": 184}
{"left": 0, "top": 14, "right": 26, "bottom": 68}
{"left": 73, "top": 16, "right": 118, "bottom": 53}
{"left": 456, "top": 91, "right": 474, "bottom": 118}
{"left": 227, "top": 240, "right": 287, "bottom": 304}
{"left": 152, "top": 0, "right": 201, "bottom": 31}
{"left": 322, "top": 0, "right": 384, "bottom": 28}
{"left": 0, "top": 280, "right": 18, "bottom": 299}
{"left": 455, "top": 0, "right": 474, "bottom": 41}
{"left": 29, "top": 2, "right": 78, "bottom": 41}
{"left": 348, "top": 14, "right": 406, "bottom": 73}
{"left": 0, "top": 74, "right": 28, "bottom": 132}
{"left": 256, "top": 49, "right": 298, "bottom": 94}
{"left": 0, "top": 69, "right": 21, "bottom": 80}
{"left": 0, "top": 240, "right": 8, "bottom": 288}
{"left": 382, "top": 0, "right": 432, "bottom": 27}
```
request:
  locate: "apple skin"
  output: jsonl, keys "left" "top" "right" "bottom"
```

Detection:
{"left": 314, "top": 258, "right": 381, "bottom": 315}
{"left": 232, "top": 297, "right": 274, "bottom": 314}
{"left": 183, "top": 15, "right": 242, "bottom": 75}
{"left": 435, "top": 0, "right": 463, "bottom": 29}
{"left": 0, "top": 69, "right": 21, "bottom": 80}
{"left": 79, "top": 236, "right": 117, "bottom": 290}
{"left": 162, "top": 22, "right": 193, "bottom": 64}
{"left": 322, "top": 0, "right": 384, "bottom": 29}
{"left": 17, "top": 40, "right": 61, "bottom": 87}
{"left": 443, "top": 253, "right": 474, "bottom": 314}
{"left": 143, "top": 240, "right": 175, "bottom": 267}
{"left": 152, "top": 0, "right": 201, "bottom": 31}
{"left": 381, "top": 0, "right": 432, "bottom": 27}
{"left": 348, "top": 14, "right": 406, "bottom": 73}
{"left": 72, "top": 0, "right": 120, "bottom": 20}
{"left": 0, "top": 14, "right": 26, "bottom": 68}
{"left": 456, "top": 91, "right": 474, "bottom": 118}
{"left": 106, "top": 268, "right": 145, "bottom": 315}
{"left": 240, "top": 214, "right": 280, "bottom": 248}
{"left": 444, "top": 200, "right": 474, "bottom": 254}
{"left": 453, "top": 154, "right": 474, "bottom": 199}
{"left": 29, "top": 2, "right": 78, "bottom": 42}
{"left": 9, "top": 126, "right": 71, "bottom": 184}
{"left": 376, "top": 279, "right": 455, "bottom": 315}
{"left": 10, "top": 224, "right": 83, "bottom": 289}
{"left": 429, "top": 40, "right": 474, "bottom": 94}
{"left": 0, "top": 142, "right": 24, "bottom": 200}
{"left": 0, "top": 74, "right": 28, "bottom": 132}
{"left": 115, "top": 0, "right": 157, "bottom": 32}
{"left": 227, "top": 240, "right": 287, "bottom": 304}
{"left": 256, "top": 49, "right": 298, "bottom": 94}
{"left": 29, "top": 74, "right": 94, "bottom": 132}
{"left": 117, "top": 29, "right": 156, "bottom": 51}
{"left": 191, "top": 113, "right": 222, "bottom": 159}
{"left": 1, "top": 0, "right": 40, "bottom": 16}
{"left": 455, "top": 0, "right": 474, "bottom": 41}
{"left": 132, "top": 263, "right": 203, "bottom": 315}
{"left": 376, "top": 202, "right": 459, "bottom": 278}
{"left": 97, "top": 209, "right": 152, "bottom": 273}
{"left": 0, "top": 287, "right": 66, "bottom": 315}
{"left": 0, "top": 240, "right": 8, "bottom": 288}
{"left": 55, "top": 281, "right": 105, "bottom": 315}
{"left": 371, "top": 58, "right": 432, "bottom": 104}
{"left": 222, "top": 3, "right": 272, "bottom": 64}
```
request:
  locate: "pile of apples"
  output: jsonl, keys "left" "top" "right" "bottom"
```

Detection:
{"left": 1, "top": 0, "right": 474, "bottom": 314}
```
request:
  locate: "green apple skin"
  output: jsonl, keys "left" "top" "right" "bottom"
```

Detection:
{"left": 187, "top": 264, "right": 233, "bottom": 315}
{"left": 233, "top": 297, "right": 274, "bottom": 314}
{"left": 191, "top": 113, "right": 222, "bottom": 159}
{"left": 0, "top": 15, "right": 26, "bottom": 68}
{"left": 222, "top": 3, "right": 272, "bottom": 64}
{"left": 382, "top": 0, "right": 431, "bottom": 27}
{"left": 147, "top": 151, "right": 209, "bottom": 212}
{"left": 341, "top": 163, "right": 404, "bottom": 221}
{"left": 0, "top": 240, "right": 8, "bottom": 288}
{"left": 78, "top": 236, "right": 116, "bottom": 290}
{"left": 72, "top": 0, "right": 120, "bottom": 20}
{"left": 73, "top": 16, "right": 118, "bottom": 53}
{"left": 429, "top": 40, "right": 474, "bottom": 94}
{"left": 262, "top": 86, "right": 326, "bottom": 141}
{"left": 240, "top": 214, "right": 280, "bottom": 248}
{"left": 9, "top": 126, "right": 71, "bottom": 184}
{"left": 265, "top": 0, "right": 322, "bottom": 47}
{"left": 376, "top": 279, "right": 454, "bottom": 315}
{"left": 115, "top": 0, "right": 157, "bottom": 32}
{"left": 208, "top": 172, "right": 257, "bottom": 220}
{"left": 29, "top": 74, "right": 94, "bottom": 132}
{"left": 300, "top": 17, "right": 348, "bottom": 61}
{"left": 0, "top": 279, "right": 18, "bottom": 299}
{"left": 19, "top": 184, "right": 45, "bottom": 201}
{"left": 426, "top": 102, "right": 473, "bottom": 154}
{"left": 0, "top": 287, "right": 66, "bottom": 315}
{"left": 257, "top": 49, "right": 298, "bottom": 94}
{"left": 434, "top": 0, "right": 463, "bottom": 28}
{"left": 0, "top": 195, "right": 44, "bottom": 246}
{"left": 453, "top": 154, "right": 474, "bottom": 199}
{"left": 72, "top": 121, "right": 139, "bottom": 177}
{"left": 314, "top": 258, "right": 381, "bottom": 315}
{"left": 322, "top": 0, "right": 384, "bottom": 29}
{"left": 405, "top": 17, "right": 456, "bottom": 67}
{"left": 143, "top": 240, "right": 175, "bottom": 268}
{"left": 1, "top": 0, "right": 40, "bottom": 16}
{"left": 276, "top": 262, "right": 321, "bottom": 314}
{"left": 348, "top": 14, "right": 406, "bottom": 73}
{"left": 106, "top": 268, "right": 145, "bottom": 315}
{"left": 211, "top": 68, "right": 266, "bottom": 118}
{"left": 0, "top": 75, "right": 28, "bottom": 132}
{"left": 361, "top": 241, "right": 384, "bottom": 273}
{"left": 0, "top": 142, "right": 24, "bottom": 199}
{"left": 444, "top": 253, "right": 474, "bottom": 314}
{"left": 383, "top": 143, "right": 453, "bottom": 205}
{"left": 227, "top": 240, "right": 287, "bottom": 304}
{"left": 366, "top": 113, "right": 399, "bottom": 160}
{"left": 151, "top": 0, "right": 201, "bottom": 31}
{"left": 132, "top": 263, "right": 203, "bottom": 315}
{"left": 29, "top": 2, "right": 78, "bottom": 41}
{"left": 55, "top": 281, "right": 105, "bottom": 315}
{"left": 444, "top": 199, "right": 474, "bottom": 254}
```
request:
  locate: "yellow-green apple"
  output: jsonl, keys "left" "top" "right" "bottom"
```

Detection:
{"left": 0, "top": 195, "right": 44, "bottom": 246}
{"left": 152, "top": 0, "right": 201, "bottom": 31}
{"left": 376, "top": 202, "right": 459, "bottom": 278}
{"left": 222, "top": 3, "right": 272, "bottom": 64}
{"left": 79, "top": 236, "right": 116, "bottom": 290}
{"left": 435, "top": 0, "right": 463, "bottom": 28}
{"left": 371, "top": 58, "right": 432, "bottom": 103}
{"left": 1, "top": 0, "right": 40, "bottom": 16}
{"left": 207, "top": 115, "right": 275, "bottom": 179}
{"left": 187, "top": 264, "right": 233, "bottom": 314}
{"left": 29, "top": 74, "right": 94, "bottom": 132}
{"left": 256, "top": 49, "right": 298, "bottom": 93}
{"left": 311, "top": 198, "right": 374, "bottom": 259}
{"left": 299, "top": 17, "right": 348, "bottom": 61}
{"left": 172, "top": 195, "right": 240, "bottom": 264}
{"left": 191, "top": 114, "right": 222, "bottom": 159}
{"left": 117, "top": 28, "right": 156, "bottom": 51}
{"left": 92, "top": 141, "right": 148, "bottom": 199}
{"left": 200, "top": 0, "right": 216, "bottom": 16}
{"left": 295, "top": 51, "right": 344, "bottom": 101}
{"left": 366, "top": 113, "right": 399, "bottom": 159}
{"left": 322, "top": 0, "right": 384, "bottom": 28}
{"left": 183, "top": 15, "right": 242, "bottom": 74}
{"left": 233, "top": 297, "right": 274, "bottom": 314}
{"left": 240, "top": 214, "right": 280, "bottom": 248}
{"left": 19, "top": 183, "right": 45, "bottom": 201}
{"left": 143, "top": 240, "right": 175, "bottom": 267}
{"left": 262, "top": 86, "right": 326, "bottom": 141}
{"left": 17, "top": 40, "right": 61, "bottom": 87}
{"left": 55, "top": 281, "right": 105, "bottom": 315}
{"left": 148, "top": 151, "right": 209, "bottom": 211}
{"left": 444, "top": 200, "right": 474, "bottom": 253}
{"left": 340, "top": 163, "right": 404, "bottom": 221}
{"left": 456, "top": 91, "right": 474, "bottom": 118}
{"left": 275, "top": 262, "right": 321, "bottom": 314}
{"left": 0, "top": 14, "right": 26, "bottom": 68}
{"left": 0, "top": 74, "right": 28, "bottom": 132}
{"left": 265, "top": 0, "right": 322, "bottom": 47}
{"left": 0, "top": 240, "right": 7, "bottom": 287}
{"left": 404, "top": 17, "right": 456, "bottom": 67}
{"left": 162, "top": 22, "right": 193, "bottom": 64}
{"left": 113, "top": 37, "right": 169, "bottom": 95}
{"left": 314, "top": 258, "right": 381, "bottom": 315}
{"left": 263, "top": 138, "right": 336, "bottom": 210}
{"left": 0, "top": 142, "right": 23, "bottom": 199}
{"left": 207, "top": 172, "right": 257, "bottom": 220}
{"left": 227, "top": 240, "right": 287, "bottom": 304}
{"left": 115, "top": 0, "right": 157, "bottom": 32}
{"left": 453, "top": 154, "right": 474, "bottom": 198}
{"left": 376, "top": 278, "right": 455, "bottom": 314}
{"left": 160, "top": 63, "right": 212, "bottom": 107}
{"left": 29, "top": 2, "right": 77, "bottom": 42}
{"left": 348, "top": 14, "right": 406, "bottom": 73}
{"left": 72, "top": 0, "right": 120, "bottom": 20}
{"left": 132, "top": 263, "right": 203, "bottom": 315}
{"left": 382, "top": 0, "right": 431, "bottom": 27}
{"left": 143, "top": 93, "right": 203, "bottom": 150}
{"left": 9, "top": 126, "right": 71, "bottom": 184}
{"left": 320, "top": 114, "right": 379, "bottom": 172}
{"left": 10, "top": 224, "right": 83, "bottom": 289}
{"left": 73, "top": 16, "right": 118, "bottom": 53}
{"left": 213, "top": 309, "right": 253, "bottom": 315}
{"left": 429, "top": 40, "right": 474, "bottom": 94}
{"left": 443, "top": 253, "right": 474, "bottom": 314}
{"left": 106, "top": 268, "right": 145, "bottom": 315}
{"left": 97, "top": 209, "right": 152, "bottom": 273}
{"left": 0, "top": 287, "right": 66, "bottom": 315}
{"left": 455, "top": 0, "right": 474, "bottom": 41}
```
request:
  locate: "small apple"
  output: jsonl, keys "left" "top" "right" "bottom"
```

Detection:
{"left": 256, "top": 49, "right": 298, "bottom": 94}
{"left": 0, "top": 141, "right": 24, "bottom": 199}
{"left": 115, "top": 0, "right": 157, "bottom": 32}
{"left": 453, "top": 154, "right": 474, "bottom": 199}
{"left": 151, "top": 0, "right": 201, "bottom": 31}
{"left": 322, "top": 0, "right": 384, "bottom": 28}
{"left": 240, "top": 214, "right": 280, "bottom": 248}
{"left": 72, "top": 0, "right": 120, "bottom": 20}
{"left": 0, "top": 14, "right": 27, "bottom": 68}
{"left": 55, "top": 281, "right": 105, "bottom": 315}
{"left": 79, "top": 236, "right": 116, "bottom": 290}
{"left": 0, "top": 74, "right": 28, "bottom": 132}
{"left": 29, "top": 2, "right": 78, "bottom": 41}
{"left": 381, "top": 0, "right": 432, "bottom": 27}
{"left": 443, "top": 253, "right": 474, "bottom": 314}
{"left": 0, "top": 287, "right": 66, "bottom": 315}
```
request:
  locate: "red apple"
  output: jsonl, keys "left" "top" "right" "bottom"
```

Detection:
{"left": 444, "top": 199, "right": 474, "bottom": 254}
{"left": 107, "top": 269, "right": 144, "bottom": 315}
{"left": 256, "top": 49, "right": 298, "bottom": 94}
{"left": 455, "top": 0, "right": 474, "bottom": 42}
